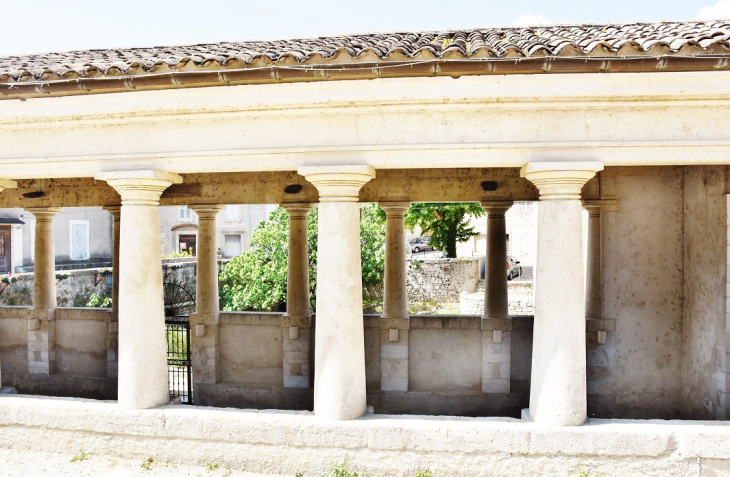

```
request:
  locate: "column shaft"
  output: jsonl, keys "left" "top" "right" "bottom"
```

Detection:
{"left": 281, "top": 203, "right": 313, "bottom": 389}
{"left": 522, "top": 162, "right": 602, "bottom": 426}
{"left": 380, "top": 202, "right": 410, "bottom": 392}
{"left": 480, "top": 201, "right": 513, "bottom": 394}
{"left": 97, "top": 170, "right": 182, "bottom": 409}
{"left": 300, "top": 165, "right": 375, "bottom": 420}
{"left": 103, "top": 206, "right": 121, "bottom": 378}
{"left": 583, "top": 202, "right": 602, "bottom": 320}
{"left": 26, "top": 207, "right": 59, "bottom": 375}
{"left": 189, "top": 206, "right": 223, "bottom": 388}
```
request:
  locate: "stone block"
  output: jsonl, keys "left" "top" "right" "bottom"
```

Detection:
{"left": 381, "top": 358, "right": 408, "bottom": 378}
{"left": 483, "top": 353, "right": 510, "bottom": 363}
{"left": 283, "top": 351, "right": 308, "bottom": 364}
{"left": 283, "top": 375, "right": 309, "bottom": 388}
{"left": 482, "top": 378, "right": 510, "bottom": 393}
{"left": 587, "top": 348, "right": 609, "bottom": 367}
{"left": 379, "top": 317, "right": 409, "bottom": 330}
{"left": 381, "top": 343, "right": 408, "bottom": 359}
{"left": 587, "top": 365, "right": 610, "bottom": 381}
{"left": 381, "top": 377, "right": 408, "bottom": 392}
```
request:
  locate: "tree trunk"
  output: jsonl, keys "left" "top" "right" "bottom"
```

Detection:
{"left": 445, "top": 225, "right": 458, "bottom": 258}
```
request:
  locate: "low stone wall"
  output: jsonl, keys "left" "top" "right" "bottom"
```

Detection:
{"left": 407, "top": 258, "right": 479, "bottom": 303}
{"left": 0, "top": 306, "right": 115, "bottom": 399}
{"left": 0, "top": 262, "right": 195, "bottom": 308}
{"left": 0, "top": 269, "right": 110, "bottom": 307}
{"left": 460, "top": 281, "right": 535, "bottom": 316}
{"left": 1, "top": 395, "right": 729, "bottom": 477}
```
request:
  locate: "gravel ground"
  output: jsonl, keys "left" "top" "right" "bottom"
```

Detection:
{"left": 0, "top": 447, "right": 285, "bottom": 477}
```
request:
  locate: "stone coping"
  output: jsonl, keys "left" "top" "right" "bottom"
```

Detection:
{"left": 0, "top": 395, "right": 728, "bottom": 475}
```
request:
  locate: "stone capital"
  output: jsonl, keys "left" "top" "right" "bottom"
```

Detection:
{"left": 95, "top": 170, "right": 182, "bottom": 206}
{"left": 102, "top": 205, "right": 122, "bottom": 220}
{"left": 480, "top": 201, "right": 514, "bottom": 216}
{"left": 0, "top": 179, "right": 17, "bottom": 193}
{"left": 582, "top": 200, "right": 603, "bottom": 217}
{"left": 280, "top": 202, "right": 313, "bottom": 219}
{"left": 379, "top": 201, "right": 410, "bottom": 216}
{"left": 521, "top": 162, "right": 603, "bottom": 200}
{"left": 26, "top": 207, "right": 61, "bottom": 221}
{"left": 299, "top": 165, "right": 375, "bottom": 202}
{"left": 189, "top": 205, "right": 223, "bottom": 220}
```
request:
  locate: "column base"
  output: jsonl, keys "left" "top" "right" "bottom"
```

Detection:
{"left": 27, "top": 309, "right": 56, "bottom": 375}
{"left": 481, "top": 318, "right": 512, "bottom": 393}
{"left": 282, "top": 314, "right": 311, "bottom": 389}
{"left": 189, "top": 312, "right": 220, "bottom": 385}
{"left": 380, "top": 317, "right": 409, "bottom": 392}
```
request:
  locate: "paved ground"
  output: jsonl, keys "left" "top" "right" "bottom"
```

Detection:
{"left": 513, "top": 265, "right": 533, "bottom": 282}
{"left": 0, "top": 447, "right": 283, "bottom": 477}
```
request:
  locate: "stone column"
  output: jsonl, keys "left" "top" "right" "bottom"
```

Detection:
{"left": 521, "top": 162, "right": 602, "bottom": 426}
{"left": 480, "top": 201, "right": 513, "bottom": 393}
{"left": 379, "top": 202, "right": 410, "bottom": 392}
{"left": 26, "top": 207, "right": 60, "bottom": 375}
{"left": 189, "top": 205, "right": 223, "bottom": 389}
{"left": 299, "top": 165, "right": 375, "bottom": 420}
{"left": 583, "top": 201, "right": 602, "bottom": 321}
{"left": 0, "top": 180, "right": 16, "bottom": 385}
{"left": 103, "top": 205, "right": 121, "bottom": 378}
{"left": 96, "top": 170, "right": 182, "bottom": 409}
{"left": 280, "top": 203, "right": 313, "bottom": 388}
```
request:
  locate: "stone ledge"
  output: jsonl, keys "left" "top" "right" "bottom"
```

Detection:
{"left": 220, "top": 312, "right": 283, "bottom": 327}
{"left": 0, "top": 395, "right": 729, "bottom": 476}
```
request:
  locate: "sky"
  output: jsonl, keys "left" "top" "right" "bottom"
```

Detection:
{"left": 0, "top": 0, "right": 729, "bottom": 56}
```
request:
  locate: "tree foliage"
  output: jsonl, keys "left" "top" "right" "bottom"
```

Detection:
{"left": 219, "top": 204, "right": 385, "bottom": 312}
{"left": 404, "top": 203, "right": 485, "bottom": 258}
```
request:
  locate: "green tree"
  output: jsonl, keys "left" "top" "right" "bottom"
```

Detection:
{"left": 405, "top": 203, "right": 485, "bottom": 258}
{"left": 219, "top": 204, "right": 385, "bottom": 312}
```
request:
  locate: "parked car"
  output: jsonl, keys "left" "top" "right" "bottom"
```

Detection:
{"left": 507, "top": 255, "right": 522, "bottom": 280}
{"left": 409, "top": 236, "right": 434, "bottom": 253}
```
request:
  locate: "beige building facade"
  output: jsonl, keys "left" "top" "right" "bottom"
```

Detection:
{"left": 0, "top": 20, "right": 729, "bottom": 475}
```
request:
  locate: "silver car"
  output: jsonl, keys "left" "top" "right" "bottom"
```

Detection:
{"left": 507, "top": 255, "right": 522, "bottom": 280}
{"left": 409, "top": 236, "right": 434, "bottom": 253}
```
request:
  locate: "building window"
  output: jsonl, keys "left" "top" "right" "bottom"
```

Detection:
{"left": 178, "top": 206, "right": 192, "bottom": 220}
{"left": 69, "top": 220, "right": 90, "bottom": 260}
{"left": 224, "top": 234, "right": 242, "bottom": 257}
{"left": 225, "top": 205, "right": 241, "bottom": 221}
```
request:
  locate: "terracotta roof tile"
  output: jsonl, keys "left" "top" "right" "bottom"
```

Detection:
{"left": 0, "top": 20, "right": 728, "bottom": 85}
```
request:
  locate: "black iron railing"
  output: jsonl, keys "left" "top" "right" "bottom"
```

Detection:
{"left": 165, "top": 316, "right": 193, "bottom": 404}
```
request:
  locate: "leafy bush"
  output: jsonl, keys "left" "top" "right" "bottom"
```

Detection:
{"left": 84, "top": 292, "right": 112, "bottom": 308}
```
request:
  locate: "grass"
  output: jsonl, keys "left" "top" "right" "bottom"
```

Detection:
{"left": 205, "top": 462, "right": 219, "bottom": 471}
{"left": 141, "top": 456, "right": 154, "bottom": 471}
{"left": 69, "top": 451, "right": 89, "bottom": 463}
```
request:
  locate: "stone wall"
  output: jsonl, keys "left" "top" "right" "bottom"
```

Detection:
{"left": 0, "top": 306, "right": 115, "bottom": 399}
{"left": 681, "top": 166, "right": 728, "bottom": 420}
{"left": 0, "top": 269, "right": 110, "bottom": 308}
{"left": 407, "top": 258, "right": 479, "bottom": 303}
{"left": 459, "top": 282, "right": 534, "bottom": 316}
{"left": 0, "top": 262, "right": 195, "bottom": 309}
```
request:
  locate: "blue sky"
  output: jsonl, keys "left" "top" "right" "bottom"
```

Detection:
{"left": 1, "top": 0, "right": 728, "bottom": 56}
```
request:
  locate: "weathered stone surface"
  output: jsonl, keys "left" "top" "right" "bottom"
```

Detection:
{"left": 407, "top": 258, "right": 478, "bottom": 303}
{"left": 1, "top": 395, "right": 729, "bottom": 476}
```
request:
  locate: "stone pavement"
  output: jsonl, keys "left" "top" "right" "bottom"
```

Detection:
{"left": 0, "top": 447, "right": 283, "bottom": 477}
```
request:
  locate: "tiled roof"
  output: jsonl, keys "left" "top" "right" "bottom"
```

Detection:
{"left": 1, "top": 20, "right": 729, "bottom": 98}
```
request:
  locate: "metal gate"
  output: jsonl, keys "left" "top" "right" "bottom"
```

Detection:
{"left": 165, "top": 316, "right": 193, "bottom": 404}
